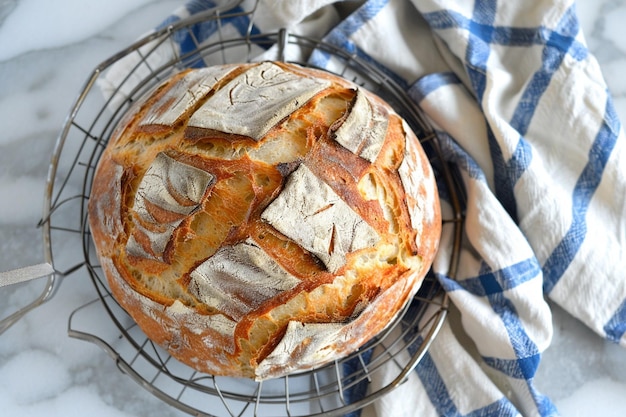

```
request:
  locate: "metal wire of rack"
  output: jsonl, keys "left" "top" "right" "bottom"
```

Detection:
{"left": 35, "top": 1, "right": 466, "bottom": 416}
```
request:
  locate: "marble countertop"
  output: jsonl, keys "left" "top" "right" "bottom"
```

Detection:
{"left": 1, "top": 1, "right": 625, "bottom": 416}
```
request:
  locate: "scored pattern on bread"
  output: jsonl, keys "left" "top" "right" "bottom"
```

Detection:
{"left": 188, "top": 239, "right": 301, "bottom": 321}
{"left": 331, "top": 88, "right": 389, "bottom": 163}
{"left": 256, "top": 320, "right": 346, "bottom": 378}
{"left": 127, "top": 152, "right": 215, "bottom": 261}
{"left": 139, "top": 65, "right": 236, "bottom": 129}
{"left": 88, "top": 62, "right": 441, "bottom": 380}
{"left": 261, "top": 164, "right": 380, "bottom": 273}
{"left": 254, "top": 270, "right": 418, "bottom": 379}
{"left": 188, "top": 62, "right": 330, "bottom": 140}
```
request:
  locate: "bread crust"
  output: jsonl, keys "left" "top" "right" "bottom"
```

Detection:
{"left": 88, "top": 62, "right": 441, "bottom": 380}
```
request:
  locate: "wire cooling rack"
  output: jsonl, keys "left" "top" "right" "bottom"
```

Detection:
{"left": 38, "top": 1, "right": 465, "bottom": 416}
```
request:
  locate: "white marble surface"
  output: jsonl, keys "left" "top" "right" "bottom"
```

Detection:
{"left": 1, "top": 1, "right": 625, "bottom": 416}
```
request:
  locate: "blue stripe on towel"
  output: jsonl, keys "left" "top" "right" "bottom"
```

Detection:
{"left": 604, "top": 299, "right": 626, "bottom": 342}
{"left": 468, "top": 1, "right": 520, "bottom": 221}
{"left": 506, "top": 137, "right": 533, "bottom": 189}
{"left": 309, "top": 0, "right": 389, "bottom": 67}
{"left": 414, "top": 349, "right": 521, "bottom": 417}
{"left": 543, "top": 94, "right": 620, "bottom": 294}
{"left": 164, "top": 1, "right": 268, "bottom": 68}
{"left": 483, "top": 355, "right": 540, "bottom": 380}
{"left": 421, "top": 8, "right": 586, "bottom": 54}
{"left": 435, "top": 130, "right": 487, "bottom": 181}
{"left": 408, "top": 72, "right": 462, "bottom": 104}
{"left": 342, "top": 348, "right": 375, "bottom": 417}
{"left": 510, "top": 6, "right": 580, "bottom": 137}
{"left": 487, "top": 128, "right": 519, "bottom": 221}
{"left": 438, "top": 257, "right": 541, "bottom": 296}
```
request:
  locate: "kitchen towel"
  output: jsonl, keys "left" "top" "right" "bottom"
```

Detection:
{"left": 99, "top": 0, "right": 626, "bottom": 416}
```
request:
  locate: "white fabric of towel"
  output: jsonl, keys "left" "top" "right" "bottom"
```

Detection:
{"left": 99, "top": 1, "right": 626, "bottom": 416}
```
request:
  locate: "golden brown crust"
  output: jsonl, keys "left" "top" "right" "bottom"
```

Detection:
{"left": 88, "top": 62, "right": 441, "bottom": 380}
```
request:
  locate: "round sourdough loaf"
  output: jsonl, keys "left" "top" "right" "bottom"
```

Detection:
{"left": 88, "top": 61, "right": 441, "bottom": 380}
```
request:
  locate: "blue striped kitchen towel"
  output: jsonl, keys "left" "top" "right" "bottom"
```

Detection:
{"left": 99, "top": 1, "right": 626, "bottom": 416}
